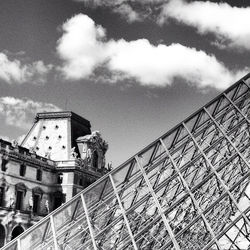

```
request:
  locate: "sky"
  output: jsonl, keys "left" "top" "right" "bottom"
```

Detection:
{"left": 0, "top": 0, "right": 249, "bottom": 167}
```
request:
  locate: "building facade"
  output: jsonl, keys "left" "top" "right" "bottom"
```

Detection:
{"left": 0, "top": 111, "right": 109, "bottom": 247}
{"left": 2, "top": 74, "right": 250, "bottom": 250}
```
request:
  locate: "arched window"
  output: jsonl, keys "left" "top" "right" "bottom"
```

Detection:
{"left": 11, "top": 225, "right": 24, "bottom": 240}
{"left": 0, "top": 224, "right": 5, "bottom": 247}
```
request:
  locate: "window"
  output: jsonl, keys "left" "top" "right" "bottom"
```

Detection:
{"left": 32, "top": 187, "right": 43, "bottom": 214}
{"left": 93, "top": 151, "right": 98, "bottom": 169}
{"left": 1, "top": 159, "right": 7, "bottom": 172}
{"left": 79, "top": 178, "right": 83, "bottom": 186}
{"left": 74, "top": 174, "right": 78, "bottom": 185}
{"left": 0, "top": 224, "right": 5, "bottom": 247}
{"left": 53, "top": 192, "right": 64, "bottom": 210}
{"left": 57, "top": 173, "right": 63, "bottom": 184}
{"left": 19, "top": 164, "right": 26, "bottom": 177}
{"left": 33, "top": 194, "right": 40, "bottom": 213}
{"left": 15, "top": 191, "right": 23, "bottom": 210}
{"left": 36, "top": 169, "right": 42, "bottom": 181}
{"left": 15, "top": 183, "right": 26, "bottom": 210}
{"left": 0, "top": 187, "right": 4, "bottom": 207}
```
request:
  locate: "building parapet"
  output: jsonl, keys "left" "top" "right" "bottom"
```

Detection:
{"left": 0, "top": 139, "right": 55, "bottom": 170}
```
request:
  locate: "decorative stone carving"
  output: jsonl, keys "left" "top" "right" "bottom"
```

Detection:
{"left": 44, "top": 152, "right": 51, "bottom": 159}
{"left": 45, "top": 200, "right": 50, "bottom": 213}
{"left": 70, "top": 147, "right": 78, "bottom": 159}
{"left": 29, "top": 197, "right": 33, "bottom": 210}
{"left": 9, "top": 195, "right": 15, "bottom": 208}
{"left": 76, "top": 131, "right": 109, "bottom": 169}
{"left": 11, "top": 140, "right": 18, "bottom": 148}
{"left": 29, "top": 147, "right": 36, "bottom": 155}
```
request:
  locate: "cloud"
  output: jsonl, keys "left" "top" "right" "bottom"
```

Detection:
{"left": 112, "top": 3, "right": 142, "bottom": 23}
{"left": 159, "top": 0, "right": 250, "bottom": 50}
{"left": 57, "top": 14, "right": 246, "bottom": 90}
{"left": 0, "top": 97, "right": 61, "bottom": 130}
{"left": 0, "top": 52, "right": 52, "bottom": 84}
{"left": 57, "top": 14, "right": 107, "bottom": 79}
{"left": 72, "top": 0, "right": 165, "bottom": 23}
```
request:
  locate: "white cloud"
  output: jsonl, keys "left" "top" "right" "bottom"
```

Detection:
{"left": 0, "top": 52, "right": 52, "bottom": 84}
{"left": 0, "top": 97, "right": 61, "bottom": 130}
{"left": 107, "top": 39, "right": 246, "bottom": 88}
{"left": 159, "top": 0, "right": 250, "bottom": 50}
{"left": 57, "top": 14, "right": 107, "bottom": 79}
{"left": 57, "top": 14, "right": 246, "bottom": 90}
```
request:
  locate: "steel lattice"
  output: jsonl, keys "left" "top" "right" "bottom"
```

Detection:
{"left": 2, "top": 74, "right": 250, "bottom": 250}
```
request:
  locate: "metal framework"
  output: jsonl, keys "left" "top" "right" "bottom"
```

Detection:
{"left": 2, "top": 73, "right": 250, "bottom": 250}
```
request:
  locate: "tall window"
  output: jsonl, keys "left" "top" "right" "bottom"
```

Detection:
{"left": 57, "top": 173, "right": 63, "bottom": 184}
{"left": 33, "top": 194, "right": 40, "bottom": 213}
{"left": 0, "top": 187, "right": 4, "bottom": 207}
{"left": 53, "top": 192, "right": 64, "bottom": 210}
{"left": 0, "top": 224, "right": 5, "bottom": 247}
{"left": 36, "top": 169, "right": 42, "bottom": 181}
{"left": 93, "top": 151, "right": 98, "bottom": 169}
{"left": 15, "top": 183, "right": 26, "bottom": 211}
{"left": 1, "top": 159, "right": 7, "bottom": 172}
{"left": 15, "top": 191, "right": 23, "bottom": 210}
{"left": 19, "top": 164, "right": 26, "bottom": 177}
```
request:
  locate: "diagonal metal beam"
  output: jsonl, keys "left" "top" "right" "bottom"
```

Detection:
{"left": 135, "top": 155, "right": 181, "bottom": 250}
{"left": 81, "top": 194, "right": 98, "bottom": 250}
{"left": 183, "top": 118, "right": 250, "bottom": 230}
{"left": 160, "top": 138, "right": 223, "bottom": 250}
{"left": 109, "top": 174, "right": 139, "bottom": 250}
{"left": 50, "top": 215, "right": 59, "bottom": 250}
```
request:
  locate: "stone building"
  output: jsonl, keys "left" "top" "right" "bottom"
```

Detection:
{"left": 0, "top": 111, "right": 109, "bottom": 247}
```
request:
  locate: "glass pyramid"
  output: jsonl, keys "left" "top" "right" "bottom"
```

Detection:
{"left": 3, "top": 74, "right": 250, "bottom": 250}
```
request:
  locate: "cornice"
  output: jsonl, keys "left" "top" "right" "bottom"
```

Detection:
{"left": 35, "top": 111, "right": 91, "bottom": 128}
